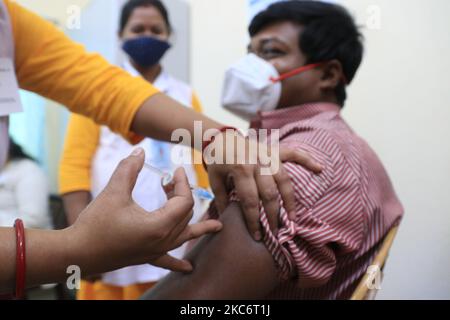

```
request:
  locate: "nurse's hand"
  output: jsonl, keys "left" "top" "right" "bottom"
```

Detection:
{"left": 68, "top": 148, "right": 222, "bottom": 275}
{"left": 206, "top": 131, "right": 321, "bottom": 242}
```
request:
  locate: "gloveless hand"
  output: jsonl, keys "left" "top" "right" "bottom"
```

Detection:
{"left": 66, "top": 148, "right": 223, "bottom": 276}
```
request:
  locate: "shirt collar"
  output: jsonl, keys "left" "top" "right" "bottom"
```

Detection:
{"left": 123, "top": 60, "right": 170, "bottom": 93}
{"left": 250, "top": 102, "right": 342, "bottom": 130}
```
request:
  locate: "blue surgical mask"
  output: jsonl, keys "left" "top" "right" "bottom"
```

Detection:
{"left": 122, "top": 36, "right": 171, "bottom": 67}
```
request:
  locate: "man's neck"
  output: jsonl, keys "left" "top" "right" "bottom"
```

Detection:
{"left": 277, "top": 95, "right": 340, "bottom": 111}
{"left": 250, "top": 102, "right": 342, "bottom": 130}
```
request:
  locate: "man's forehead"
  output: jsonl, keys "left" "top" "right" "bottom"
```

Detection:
{"left": 251, "top": 21, "right": 303, "bottom": 41}
{"left": 249, "top": 21, "right": 303, "bottom": 48}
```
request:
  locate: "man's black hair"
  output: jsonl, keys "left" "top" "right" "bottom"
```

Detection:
{"left": 120, "top": 0, "right": 172, "bottom": 34}
{"left": 249, "top": 0, "right": 364, "bottom": 106}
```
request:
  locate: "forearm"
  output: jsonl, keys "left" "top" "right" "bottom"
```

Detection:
{"left": 0, "top": 227, "right": 83, "bottom": 293}
{"left": 131, "top": 93, "right": 224, "bottom": 150}
{"left": 62, "top": 191, "right": 92, "bottom": 225}
{"left": 0, "top": 228, "right": 16, "bottom": 293}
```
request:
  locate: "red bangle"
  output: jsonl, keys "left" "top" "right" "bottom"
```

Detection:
{"left": 14, "top": 219, "right": 26, "bottom": 300}
{"left": 202, "top": 126, "right": 239, "bottom": 152}
{"left": 202, "top": 126, "right": 241, "bottom": 170}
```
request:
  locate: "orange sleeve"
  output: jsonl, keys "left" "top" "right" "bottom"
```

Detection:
{"left": 190, "top": 92, "right": 210, "bottom": 189}
{"left": 6, "top": 0, "right": 157, "bottom": 142}
{"left": 58, "top": 114, "right": 100, "bottom": 195}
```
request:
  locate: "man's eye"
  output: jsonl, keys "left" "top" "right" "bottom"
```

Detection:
{"left": 261, "top": 48, "right": 284, "bottom": 58}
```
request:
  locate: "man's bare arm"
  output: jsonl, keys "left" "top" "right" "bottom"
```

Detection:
{"left": 142, "top": 202, "right": 281, "bottom": 300}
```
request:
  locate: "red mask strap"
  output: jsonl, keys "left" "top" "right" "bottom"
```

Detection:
{"left": 270, "top": 62, "right": 349, "bottom": 85}
{"left": 270, "top": 62, "right": 325, "bottom": 83}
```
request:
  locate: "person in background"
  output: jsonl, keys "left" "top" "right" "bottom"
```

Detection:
{"left": 0, "top": 137, "right": 52, "bottom": 230}
{"left": 59, "top": 0, "right": 209, "bottom": 300}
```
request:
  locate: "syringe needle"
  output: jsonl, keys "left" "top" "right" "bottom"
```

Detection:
{"left": 143, "top": 163, "right": 214, "bottom": 200}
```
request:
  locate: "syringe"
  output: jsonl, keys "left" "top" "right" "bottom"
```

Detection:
{"left": 143, "top": 163, "right": 214, "bottom": 201}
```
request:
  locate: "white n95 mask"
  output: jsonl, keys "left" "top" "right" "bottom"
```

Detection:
{"left": 221, "top": 53, "right": 282, "bottom": 121}
{"left": 221, "top": 53, "right": 326, "bottom": 121}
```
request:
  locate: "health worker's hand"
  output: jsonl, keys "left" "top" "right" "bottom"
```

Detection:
{"left": 67, "top": 148, "right": 223, "bottom": 275}
{"left": 205, "top": 130, "right": 321, "bottom": 241}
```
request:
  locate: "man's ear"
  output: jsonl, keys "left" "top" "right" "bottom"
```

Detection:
{"left": 319, "top": 60, "right": 344, "bottom": 91}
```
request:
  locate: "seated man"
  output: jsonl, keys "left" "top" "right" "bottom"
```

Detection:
{"left": 143, "top": 1, "right": 404, "bottom": 300}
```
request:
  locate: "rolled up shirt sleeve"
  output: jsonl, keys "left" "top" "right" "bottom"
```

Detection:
{"left": 229, "top": 140, "right": 364, "bottom": 289}
{"left": 6, "top": 0, "right": 158, "bottom": 141}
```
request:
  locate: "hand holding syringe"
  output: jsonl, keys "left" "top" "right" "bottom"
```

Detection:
{"left": 144, "top": 163, "right": 214, "bottom": 201}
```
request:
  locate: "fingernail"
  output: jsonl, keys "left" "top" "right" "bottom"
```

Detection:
{"left": 131, "top": 148, "right": 143, "bottom": 156}
{"left": 254, "top": 231, "right": 262, "bottom": 241}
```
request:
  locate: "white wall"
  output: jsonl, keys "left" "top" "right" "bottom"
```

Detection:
{"left": 188, "top": 0, "right": 249, "bottom": 128}
{"left": 162, "top": 0, "right": 191, "bottom": 82}
{"left": 14, "top": 0, "right": 90, "bottom": 25}
{"left": 189, "top": 0, "right": 450, "bottom": 299}
{"left": 340, "top": 0, "right": 450, "bottom": 300}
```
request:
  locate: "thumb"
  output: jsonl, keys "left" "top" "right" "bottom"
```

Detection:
{"left": 107, "top": 148, "right": 145, "bottom": 197}
{"left": 158, "top": 167, "right": 194, "bottom": 222}
{"left": 162, "top": 167, "right": 190, "bottom": 200}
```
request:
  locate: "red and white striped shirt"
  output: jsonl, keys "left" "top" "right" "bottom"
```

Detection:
{"left": 235, "top": 103, "right": 403, "bottom": 299}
